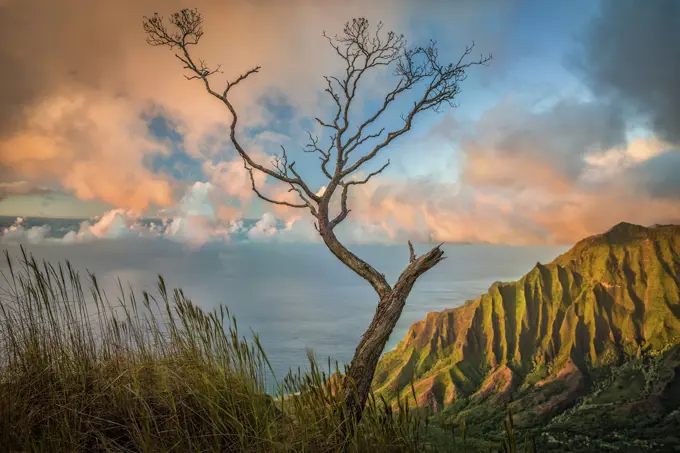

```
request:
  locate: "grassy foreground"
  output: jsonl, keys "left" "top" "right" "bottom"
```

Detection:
{"left": 0, "top": 249, "right": 531, "bottom": 452}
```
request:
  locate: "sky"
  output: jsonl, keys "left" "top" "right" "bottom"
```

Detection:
{"left": 1, "top": 0, "right": 679, "bottom": 246}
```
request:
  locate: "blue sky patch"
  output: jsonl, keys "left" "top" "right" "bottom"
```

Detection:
{"left": 143, "top": 111, "right": 205, "bottom": 182}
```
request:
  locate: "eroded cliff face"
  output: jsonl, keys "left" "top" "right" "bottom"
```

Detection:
{"left": 374, "top": 223, "right": 680, "bottom": 412}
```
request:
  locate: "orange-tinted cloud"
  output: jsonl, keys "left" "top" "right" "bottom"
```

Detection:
{"left": 1, "top": 0, "right": 678, "bottom": 247}
{"left": 328, "top": 129, "right": 680, "bottom": 246}
{"left": 0, "top": 92, "right": 174, "bottom": 212}
{"left": 0, "top": 0, "right": 414, "bottom": 212}
{"left": 336, "top": 170, "right": 680, "bottom": 246}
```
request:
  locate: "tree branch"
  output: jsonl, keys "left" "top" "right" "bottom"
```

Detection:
{"left": 340, "top": 42, "right": 491, "bottom": 178}
{"left": 143, "top": 9, "right": 321, "bottom": 210}
{"left": 344, "top": 160, "right": 390, "bottom": 186}
{"left": 318, "top": 226, "right": 392, "bottom": 298}
{"left": 244, "top": 162, "right": 307, "bottom": 209}
{"left": 394, "top": 243, "right": 446, "bottom": 293}
{"left": 145, "top": 11, "right": 481, "bottom": 304}
{"left": 328, "top": 159, "right": 390, "bottom": 230}
{"left": 328, "top": 183, "right": 350, "bottom": 230}
{"left": 303, "top": 132, "right": 334, "bottom": 180}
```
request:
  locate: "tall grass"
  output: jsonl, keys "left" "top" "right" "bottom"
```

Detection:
{"left": 0, "top": 248, "right": 529, "bottom": 452}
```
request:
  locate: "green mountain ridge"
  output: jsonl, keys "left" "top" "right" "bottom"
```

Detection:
{"left": 373, "top": 222, "right": 680, "bottom": 451}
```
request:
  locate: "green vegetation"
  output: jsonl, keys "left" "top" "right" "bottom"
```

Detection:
{"left": 375, "top": 222, "right": 680, "bottom": 451}
{"left": 0, "top": 248, "right": 528, "bottom": 452}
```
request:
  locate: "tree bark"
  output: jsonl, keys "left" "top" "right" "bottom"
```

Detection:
{"left": 342, "top": 290, "right": 407, "bottom": 423}
{"left": 341, "top": 242, "right": 445, "bottom": 426}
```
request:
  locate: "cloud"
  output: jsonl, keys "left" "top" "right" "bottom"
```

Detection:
{"left": 202, "top": 157, "right": 266, "bottom": 209}
{"left": 524, "top": 186, "right": 680, "bottom": 244}
{"left": 625, "top": 149, "right": 680, "bottom": 200}
{"left": 581, "top": 137, "right": 670, "bottom": 182}
{"left": 56, "top": 209, "right": 155, "bottom": 244}
{"left": 5, "top": 153, "right": 680, "bottom": 247}
{"left": 1, "top": 0, "right": 678, "bottom": 247}
{"left": 0, "top": 93, "right": 175, "bottom": 212}
{"left": 336, "top": 169, "right": 680, "bottom": 246}
{"left": 0, "top": 0, "right": 420, "bottom": 213}
{"left": 325, "top": 126, "right": 680, "bottom": 245}
{"left": 574, "top": 0, "right": 680, "bottom": 144}
{"left": 162, "top": 181, "right": 243, "bottom": 246}
{"left": 0, "top": 0, "right": 510, "bottom": 214}
{"left": 247, "top": 212, "right": 279, "bottom": 240}
{"left": 337, "top": 176, "right": 547, "bottom": 244}
{"left": 459, "top": 97, "right": 626, "bottom": 192}
{"left": 0, "top": 183, "right": 295, "bottom": 246}
{"left": 0, "top": 181, "right": 53, "bottom": 201}
{"left": 1, "top": 218, "right": 51, "bottom": 244}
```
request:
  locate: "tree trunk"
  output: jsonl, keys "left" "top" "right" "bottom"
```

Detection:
{"left": 341, "top": 242, "right": 445, "bottom": 427}
{"left": 342, "top": 290, "right": 408, "bottom": 423}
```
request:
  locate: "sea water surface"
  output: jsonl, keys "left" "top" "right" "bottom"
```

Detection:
{"left": 0, "top": 236, "right": 568, "bottom": 381}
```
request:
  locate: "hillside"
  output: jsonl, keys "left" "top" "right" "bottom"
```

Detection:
{"left": 374, "top": 222, "right": 680, "bottom": 451}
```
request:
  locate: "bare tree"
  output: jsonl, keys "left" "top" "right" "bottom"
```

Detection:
{"left": 143, "top": 9, "right": 490, "bottom": 425}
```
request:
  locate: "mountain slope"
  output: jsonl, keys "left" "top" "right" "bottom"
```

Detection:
{"left": 373, "top": 223, "right": 680, "bottom": 451}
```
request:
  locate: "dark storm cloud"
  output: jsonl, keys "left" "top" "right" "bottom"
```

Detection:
{"left": 0, "top": 0, "right": 128, "bottom": 137}
{"left": 627, "top": 150, "right": 680, "bottom": 200}
{"left": 460, "top": 0, "right": 679, "bottom": 195}
{"left": 0, "top": 50, "right": 44, "bottom": 138}
{"left": 575, "top": 0, "right": 680, "bottom": 144}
